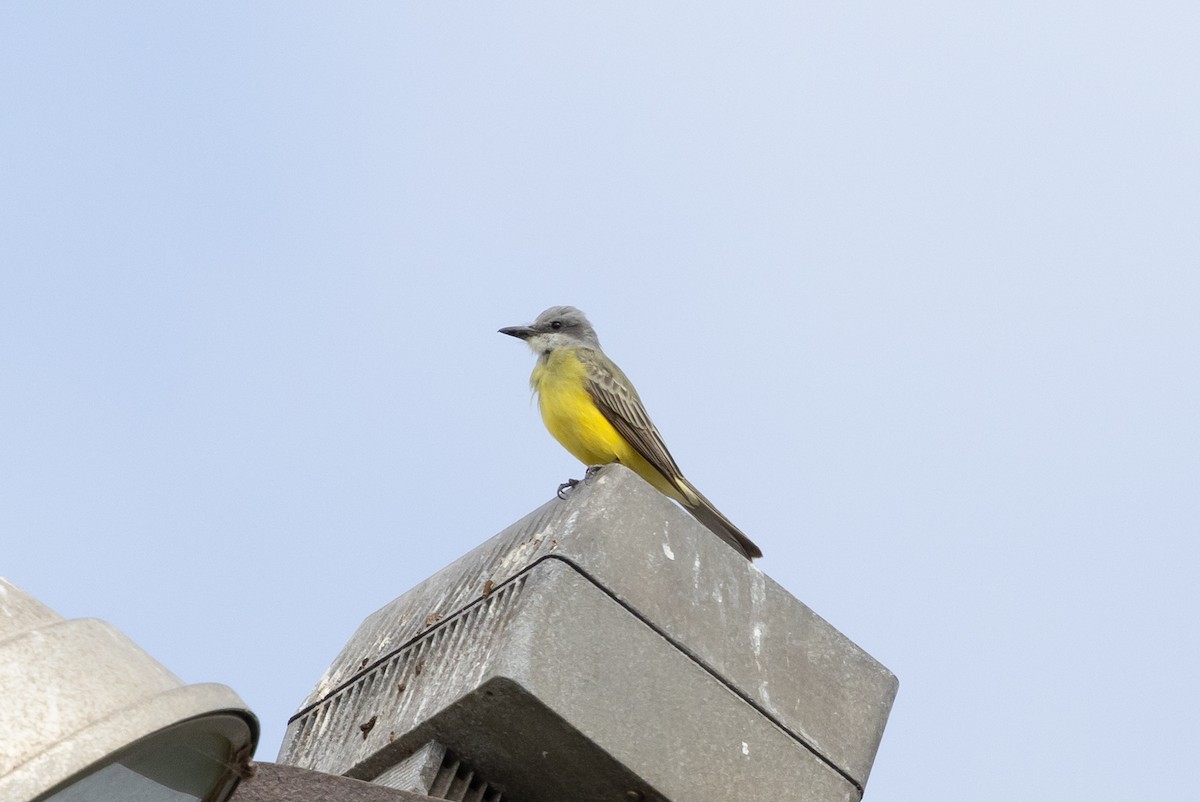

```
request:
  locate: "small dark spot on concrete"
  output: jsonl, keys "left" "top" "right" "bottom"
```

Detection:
{"left": 397, "top": 681, "right": 407, "bottom": 693}
{"left": 414, "top": 658, "right": 425, "bottom": 676}
{"left": 424, "top": 611, "right": 443, "bottom": 626}
{"left": 359, "top": 657, "right": 369, "bottom": 668}
{"left": 481, "top": 579, "right": 495, "bottom": 597}
{"left": 359, "top": 715, "right": 377, "bottom": 739}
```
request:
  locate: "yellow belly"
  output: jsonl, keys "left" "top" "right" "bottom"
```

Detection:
{"left": 531, "top": 349, "right": 679, "bottom": 499}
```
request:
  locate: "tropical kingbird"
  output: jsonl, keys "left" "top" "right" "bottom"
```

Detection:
{"left": 500, "top": 306, "right": 762, "bottom": 560}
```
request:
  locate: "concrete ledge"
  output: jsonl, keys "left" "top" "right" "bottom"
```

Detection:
{"left": 284, "top": 559, "right": 859, "bottom": 801}
{"left": 280, "top": 466, "right": 897, "bottom": 799}
{"left": 230, "top": 763, "right": 439, "bottom": 802}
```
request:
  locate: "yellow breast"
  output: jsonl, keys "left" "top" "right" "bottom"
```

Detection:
{"left": 530, "top": 349, "right": 679, "bottom": 499}
{"left": 531, "top": 349, "right": 628, "bottom": 466}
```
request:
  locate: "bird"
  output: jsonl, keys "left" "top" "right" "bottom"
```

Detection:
{"left": 499, "top": 306, "right": 762, "bottom": 560}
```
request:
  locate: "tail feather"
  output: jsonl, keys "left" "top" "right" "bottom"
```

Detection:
{"left": 676, "top": 478, "right": 763, "bottom": 560}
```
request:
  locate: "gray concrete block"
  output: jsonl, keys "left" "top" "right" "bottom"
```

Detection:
{"left": 372, "top": 741, "right": 446, "bottom": 794}
{"left": 230, "top": 763, "right": 440, "bottom": 802}
{"left": 280, "top": 465, "right": 897, "bottom": 799}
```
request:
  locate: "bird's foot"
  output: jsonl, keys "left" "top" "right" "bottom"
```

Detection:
{"left": 556, "top": 466, "right": 605, "bottom": 499}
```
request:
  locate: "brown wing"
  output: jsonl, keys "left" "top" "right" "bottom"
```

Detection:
{"left": 578, "top": 347, "right": 763, "bottom": 560}
{"left": 576, "top": 348, "right": 686, "bottom": 487}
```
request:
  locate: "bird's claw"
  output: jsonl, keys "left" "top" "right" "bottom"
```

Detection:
{"left": 556, "top": 466, "right": 606, "bottom": 499}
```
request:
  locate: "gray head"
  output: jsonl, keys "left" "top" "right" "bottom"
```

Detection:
{"left": 499, "top": 305, "right": 601, "bottom": 353}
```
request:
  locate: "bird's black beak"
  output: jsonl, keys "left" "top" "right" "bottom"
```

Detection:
{"left": 499, "top": 325, "right": 536, "bottom": 340}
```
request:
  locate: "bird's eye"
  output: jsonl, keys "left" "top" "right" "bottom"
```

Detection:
{"left": 550, "top": 320, "right": 563, "bottom": 330}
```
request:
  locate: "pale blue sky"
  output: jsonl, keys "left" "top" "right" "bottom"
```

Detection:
{"left": 3, "top": 4, "right": 1198, "bottom": 799}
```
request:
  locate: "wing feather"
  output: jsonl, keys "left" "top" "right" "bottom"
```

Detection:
{"left": 577, "top": 349, "right": 685, "bottom": 486}
{"left": 577, "top": 347, "right": 763, "bottom": 560}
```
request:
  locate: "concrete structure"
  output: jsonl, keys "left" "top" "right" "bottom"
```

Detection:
{"left": 279, "top": 465, "right": 897, "bottom": 801}
{"left": 231, "top": 763, "right": 442, "bottom": 802}
{"left": 0, "top": 578, "right": 258, "bottom": 802}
